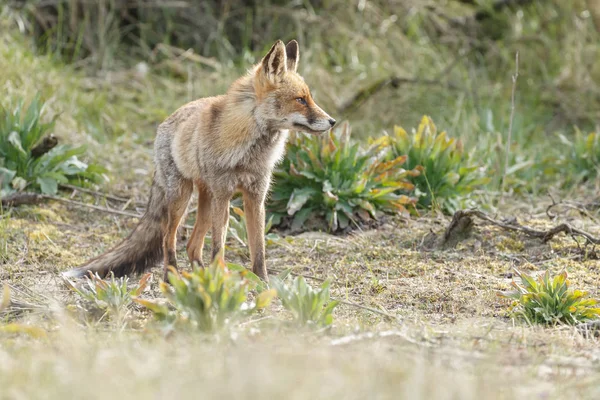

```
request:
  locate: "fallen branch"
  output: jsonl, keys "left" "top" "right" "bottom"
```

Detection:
{"left": 546, "top": 195, "right": 600, "bottom": 222}
{"left": 45, "top": 194, "right": 143, "bottom": 218}
{"left": 443, "top": 209, "right": 600, "bottom": 248}
{"left": 338, "top": 76, "right": 460, "bottom": 114}
{"left": 2, "top": 185, "right": 142, "bottom": 208}
{"left": 59, "top": 183, "right": 138, "bottom": 204}
{"left": 1, "top": 192, "right": 45, "bottom": 207}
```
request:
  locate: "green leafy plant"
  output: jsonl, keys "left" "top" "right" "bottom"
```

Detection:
{"left": 500, "top": 269, "right": 600, "bottom": 326}
{"left": 66, "top": 272, "right": 150, "bottom": 323}
{"left": 270, "top": 122, "right": 417, "bottom": 231}
{"left": 135, "top": 259, "right": 276, "bottom": 333}
{"left": 228, "top": 206, "right": 278, "bottom": 249}
{"left": 270, "top": 273, "right": 339, "bottom": 328}
{"left": 0, "top": 96, "right": 104, "bottom": 196}
{"left": 558, "top": 129, "right": 600, "bottom": 183}
{"left": 388, "top": 116, "right": 489, "bottom": 212}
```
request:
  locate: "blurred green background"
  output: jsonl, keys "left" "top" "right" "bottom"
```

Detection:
{"left": 1, "top": 0, "right": 599, "bottom": 195}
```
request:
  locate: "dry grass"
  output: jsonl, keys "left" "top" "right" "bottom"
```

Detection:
{"left": 0, "top": 327, "right": 569, "bottom": 399}
{"left": 2, "top": 191, "right": 600, "bottom": 398}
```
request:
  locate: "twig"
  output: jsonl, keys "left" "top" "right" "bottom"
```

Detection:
{"left": 45, "top": 194, "right": 143, "bottom": 219}
{"left": 336, "top": 299, "right": 397, "bottom": 321}
{"left": 59, "top": 183, "right": 141, "bottom": 205}
{"left": 237, "top": 315, "right": 275, "bottom": 327}
{"left": 1, "top": 192, "right": 195, "bottom": 230}
{"left": 267, "top": 267, "right": 326, "bottom": 283}
{"left": 546, "top": 195, "right": 600, "bottom": 223}
{"left": 445, "top": 209, "right": 600, "bottom": 246}
{"left": 501, "top": 51, "right": 519, "bottom": 197}
{"left": 48, "top": 195, "right": 195, "bottom": 230}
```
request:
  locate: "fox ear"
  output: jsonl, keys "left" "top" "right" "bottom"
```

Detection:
{"left": 261, "top": 40, "right": 287, "bottom": 82}
{"left": 285, "top": 40, "right": 299, "bottom": 72}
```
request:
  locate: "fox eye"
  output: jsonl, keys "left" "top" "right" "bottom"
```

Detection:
{"left": 296, "top": 97, "right": 307, "bottom": 106}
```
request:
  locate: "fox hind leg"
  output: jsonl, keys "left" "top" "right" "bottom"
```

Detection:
{"left": 186, "top": 181, "right": 212, "bottom": 267}
{"left": 162, "top": 179, "right": 193, "bottom": 281}
{"left": 210, "top": 193, "right": 232, "bottom": 265}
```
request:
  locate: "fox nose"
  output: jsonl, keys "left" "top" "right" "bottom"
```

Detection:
{"left": 328, "top": 118, "right": 336, "bottom": 127}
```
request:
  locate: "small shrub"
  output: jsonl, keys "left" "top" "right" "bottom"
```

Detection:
{"left": 500, "top": 269, "right": 600, "bottom": 326}
{"left": 270, "top": 122, "right": 417, "bottom": 231}
{"left": 0, "top": 96, "right": 104, "bottom": 196}
{"left": 270, "top": 273, "right": 339, "bottom": 328}
{"left": 558, "top": 129, "right": 600, "bottom": 183}
{"left": 66, "top": 272, "right": 150, "bottom": 323}
{"left": 135, "top": 260, "right": 276, "bottom": 333}
{"left": 388, "top": 116, "right": 489, "bottom": 212}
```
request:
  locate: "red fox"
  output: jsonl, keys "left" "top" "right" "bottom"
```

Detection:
{"left": 63, "top": 40, "right": 335, "bottom": 282}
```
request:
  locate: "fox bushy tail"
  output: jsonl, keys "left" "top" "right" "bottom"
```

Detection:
{"left": 63, "top": 175, "right": 167, "bottom": 279}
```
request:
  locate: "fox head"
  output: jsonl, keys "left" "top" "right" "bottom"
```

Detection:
{"left": 254, "top": 40, "right": 335, "bottom": 134}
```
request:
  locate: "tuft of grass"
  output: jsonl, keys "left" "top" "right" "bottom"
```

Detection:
{"left": 135, "top": 259, "right": 276, "bottom": 333}
{"left": 558, "top": 129, "right": 600, "bottom": 184}
{"left": 500, "top": 269, "right": 600, "bottom": 326}
{"left": 0, "top": 286, "right": 47, "bottom": 339}
{"left": 270, "top": 122, "right": 418, "bottom": 232}
{"left": 66, "top": 272, "right": 150, "bottom": 324}
{"left": 271, "top": 272, "right": 339, "bottom": 328}
{"left": 0, "top": 96, "right": 104, "bottom": 195}
{"left": 388, "top": 116, "right": 489, "bottom": 213}
{"left": 18, "top": 0, "right": 324, "bottom": 70}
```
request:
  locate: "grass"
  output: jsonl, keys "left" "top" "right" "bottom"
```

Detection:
{"left": 0, "top": 328, "right": 562, "bottom": 399}
{"left": 2, "top": 0, "right": 600, "bottom": 398}
{"left": 271, "top": 273, "right": 339, "bottom": 328}
{"left": 3, "top": 1, "right": 598, "bottom": 198}
{"left": 3, "top": 1, "right": 599, "bottom": 197}
{"left": 2, "top": 206, "right": 600, "bottom": 398}
{"left": 501, "top": 269, "right": 600, "bottom": 326}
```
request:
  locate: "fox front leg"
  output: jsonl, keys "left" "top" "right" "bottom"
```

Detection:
{"left": 241, "top": 188, "right": 268, "bottom": 281}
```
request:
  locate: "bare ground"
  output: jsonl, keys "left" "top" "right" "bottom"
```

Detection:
{"left": 0, "top": 130, "right": 599, "bottom": 399}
